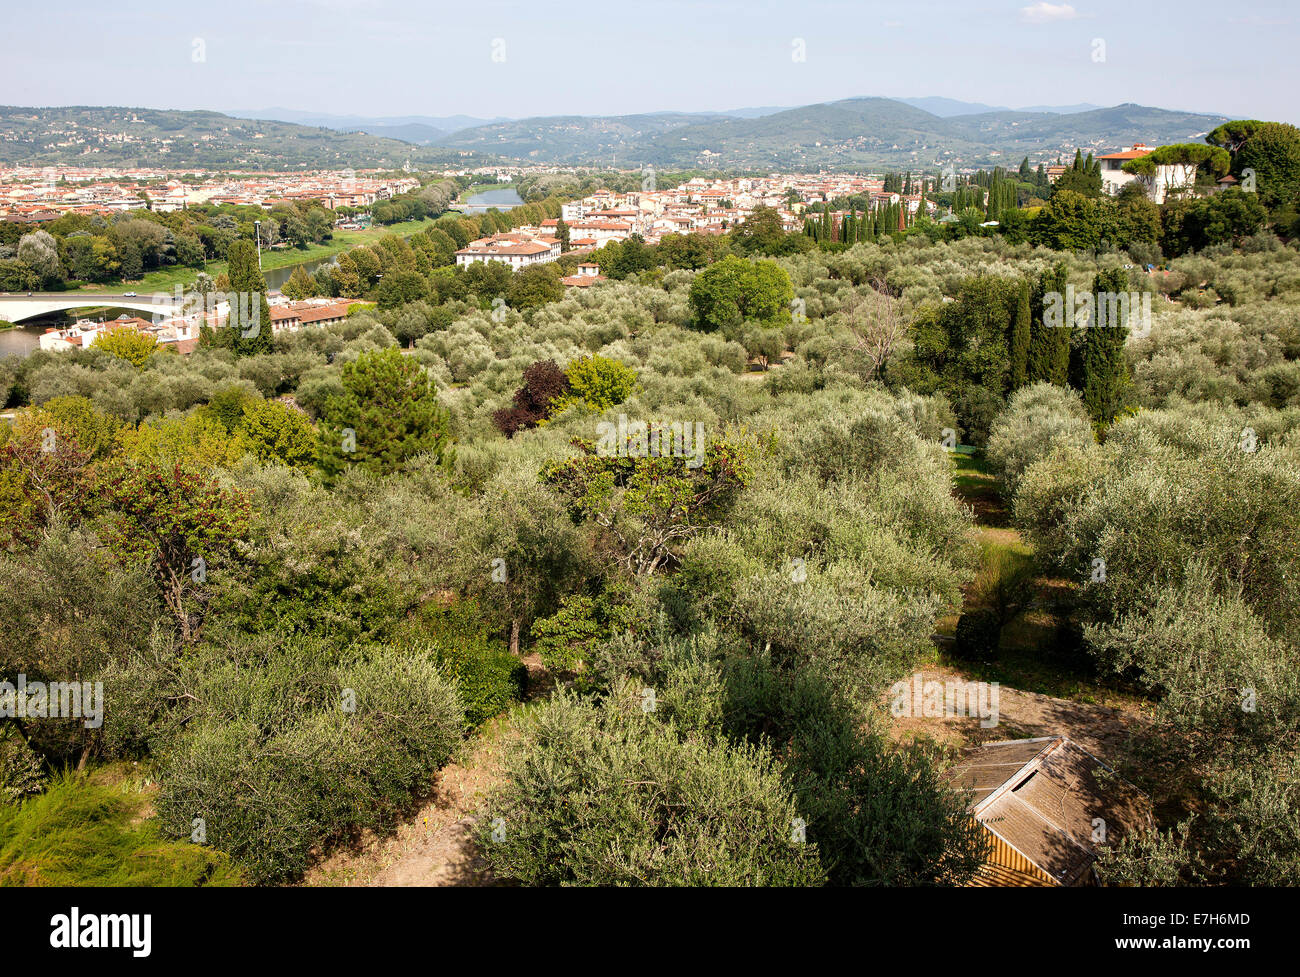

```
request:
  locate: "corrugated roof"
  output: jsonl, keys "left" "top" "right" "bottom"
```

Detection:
{"left": 945, "top": 735, "right": 1151, "bottom": 885}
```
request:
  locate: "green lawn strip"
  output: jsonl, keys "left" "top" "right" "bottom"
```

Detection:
{"left": 86, "top": 216, "right": 442, "bottom": 294}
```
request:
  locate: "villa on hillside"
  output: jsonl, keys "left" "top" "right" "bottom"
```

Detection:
{"left": 560, "top": 263, "right": 605, "bottom": 288}
{"left": 1098, "top": 144, "right": 1155, "bottom": 196}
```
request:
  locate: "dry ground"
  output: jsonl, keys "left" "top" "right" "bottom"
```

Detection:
{"left": 305, "top": 719, "right": 512, "bottom": 887}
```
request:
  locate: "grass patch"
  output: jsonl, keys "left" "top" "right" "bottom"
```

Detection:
{"left": 949, "top": 446, "right": 1009, "bottom": 527}
{"left": 90, "top": 217, "right": 443, "bottom": 294}
{"left": 0, "top": 770, "right": 242, "bottom": 886}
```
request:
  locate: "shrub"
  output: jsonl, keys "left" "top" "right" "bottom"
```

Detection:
{"left": 154, "top": 638, "right": 464, "bottom": 883}
{"left": 492, "top": 359, "right": 570, "bottom": 437}
{"left": 478, "top": 684, "right": 825, "bottom": 886}
{"left": 92, "top": 327, "right": 158, "bottom": 368}
{"left": 563, "top": 354, "right": 637, "bottom": 411}
{"left": 435, "top": 640, "right": 525, "bottom": 728}
{"left": 528, "top": 594, "right": 603, "bottom": 673}
{"left": 0, "top": 725, "right": 45, "bottom": 803}
{"left": 720, "top": 653, "right": 990, "bottom": 885}
{"left": 234, "top": 398, "right": 317, "bottom": 470}
{"left": 411, "top": 598, "right": 527, "bottom": 728}
{"left": 987, "top": 382, "right": 1094, "bottom": 500}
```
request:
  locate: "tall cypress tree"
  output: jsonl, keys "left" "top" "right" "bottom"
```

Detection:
{"left": 223, "top": 239, "right": 273, "bottom": 356}
{"left": 1028, "top": 261, "right": 1070, "bottom": 385}
{"left": 1008, "top": 279, "right": 1032, "bottom": 391}
{"left": 1080, "top": 268, "right": 1131, "bottom": 426}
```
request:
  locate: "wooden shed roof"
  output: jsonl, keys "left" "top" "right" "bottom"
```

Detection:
{"left": 946, "top": 736, "right": 1151, "bottom": 886}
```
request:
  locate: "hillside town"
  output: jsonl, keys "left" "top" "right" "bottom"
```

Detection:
{"left": 456, "top": 172, "right": 938, "bottom": 268}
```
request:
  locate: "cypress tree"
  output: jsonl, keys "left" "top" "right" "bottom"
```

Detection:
{"left": 1080, "top": 268, "right": 1131, "bottom": 426}
{"left": 224, "top": 239, "right": 273, "bottom": 356}
{"left": 1009, "top": 279, "right": 1031, "bottom": 391}
{"left": 1028, "top": 261, "right": 1070, "bottom": 385}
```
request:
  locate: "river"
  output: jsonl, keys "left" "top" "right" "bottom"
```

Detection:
{"left": 263, "top": 255, "right": 342, "bottom": 292}
{"left": 456, "top": 187, "right": 525, "bottom": 213}
{"left": 0, "top": 325, "right": 41, "bottom": 359}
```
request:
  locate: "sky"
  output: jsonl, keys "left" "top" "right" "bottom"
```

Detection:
{"left": 4, "top": 0, "right": 1297, "bottom": 124}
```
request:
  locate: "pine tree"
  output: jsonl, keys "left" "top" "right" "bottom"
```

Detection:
{"left": 282, "top": 265, "right": 316, "bottom": 300}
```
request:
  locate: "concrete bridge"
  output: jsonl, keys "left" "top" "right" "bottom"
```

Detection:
{"left": 0, "top": 291, "right": 187, "bottom": 324}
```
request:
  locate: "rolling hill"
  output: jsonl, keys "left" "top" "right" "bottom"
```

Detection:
{"left": 434, "top": 97, "right": 1232, "bottom": 170}
{"left": 0, "top": 106, "right": 488, "bottom": 170}
{"left": 0, "top": 99, "right": 1234, "bottom": 173}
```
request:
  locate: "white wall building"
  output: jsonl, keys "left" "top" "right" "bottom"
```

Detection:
{"left": 455, "top": 232, "right": 562, "bottom": 270}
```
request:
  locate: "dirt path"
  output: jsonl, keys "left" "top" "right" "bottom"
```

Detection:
{"left": 902, "top": 448, "right": 1150, "bottom": 762}
{"left": 307, "top": 721, "right": 510, "bottom": 887}
{"left": 888, "top": 664, "right": 1146, "bottom": 761}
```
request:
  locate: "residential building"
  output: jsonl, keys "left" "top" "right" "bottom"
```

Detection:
{"left": 454, "top": 231, "right": 562, "bottom": 269}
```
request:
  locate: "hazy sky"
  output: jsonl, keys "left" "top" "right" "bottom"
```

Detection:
{"left": 5, "top": 0, "right": 1297, "bottom": 123}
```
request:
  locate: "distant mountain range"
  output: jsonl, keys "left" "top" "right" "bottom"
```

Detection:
{"left": 1, "top": 98, "right": 1235, "bottom": 172}
{"left": 227, "top": 109, "right": 514, "bottom": 142}
{"left": 426, "top": 98, "right": 1230, "bottom": 170}
{"left": 894, "top": 97, "right": 1103, "bottom": 117}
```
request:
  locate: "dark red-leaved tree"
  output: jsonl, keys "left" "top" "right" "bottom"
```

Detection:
{"left": 493, "top": 359, "right": 571, "bottom": 437}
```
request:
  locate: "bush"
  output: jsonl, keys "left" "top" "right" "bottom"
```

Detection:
{"left": 0, "top": 725, "right": 45, "bottom": 803}
{"left": 478, "top": 684, "right": 825, "bottom": 886}
{"left": 492, "top": 359, "right": 570, "bottom": 437}
{"left": 400, "top": 599, "right": 526, "bottom": 729}
{"left": 720, "top": 653, "right": 990, "bottom": 885}
{"left": 435, "top": 640, "right": 525, "bottom": 728}
{"left": 563, "top": 354, "right": 638, "bottom": 411}
{"left": 953, "top": 385, "right": 1005, "bottom": 448}
{"left": 528, "top": 594, "right": 602, "bottom": 673}
{"left": 153, "top": 638, "right": 464, "bottom": 883}
{"left": 953, "top": 608, "right": 1001, "bottom": 661}
{"left": 987, "top": 382, "right": 1094, "bottom": 500}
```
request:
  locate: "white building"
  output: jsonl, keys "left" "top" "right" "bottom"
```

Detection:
{"left": 1098, "top": 143, "right": 1201, "bottom": 203}
{"left": 1097, "top": 144, "right": 1155, "bottom": 197}
{"left": 454, "top": 232, "right": 562, "bottom": 270}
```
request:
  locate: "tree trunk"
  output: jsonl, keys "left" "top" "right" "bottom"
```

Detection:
{"left": 509, "top": 619, "right": 520, "bottom": 657}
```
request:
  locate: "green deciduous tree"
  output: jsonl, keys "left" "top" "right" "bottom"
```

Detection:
{"left": 688, "top": 255, "right": 793, "bottom": 331}
{"left": 98, "top": 460, "right": 251, "bottom": 642}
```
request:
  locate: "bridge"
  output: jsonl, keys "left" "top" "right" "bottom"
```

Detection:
{"left": 0, "top": 292, "right": 188, "bottom": 324}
